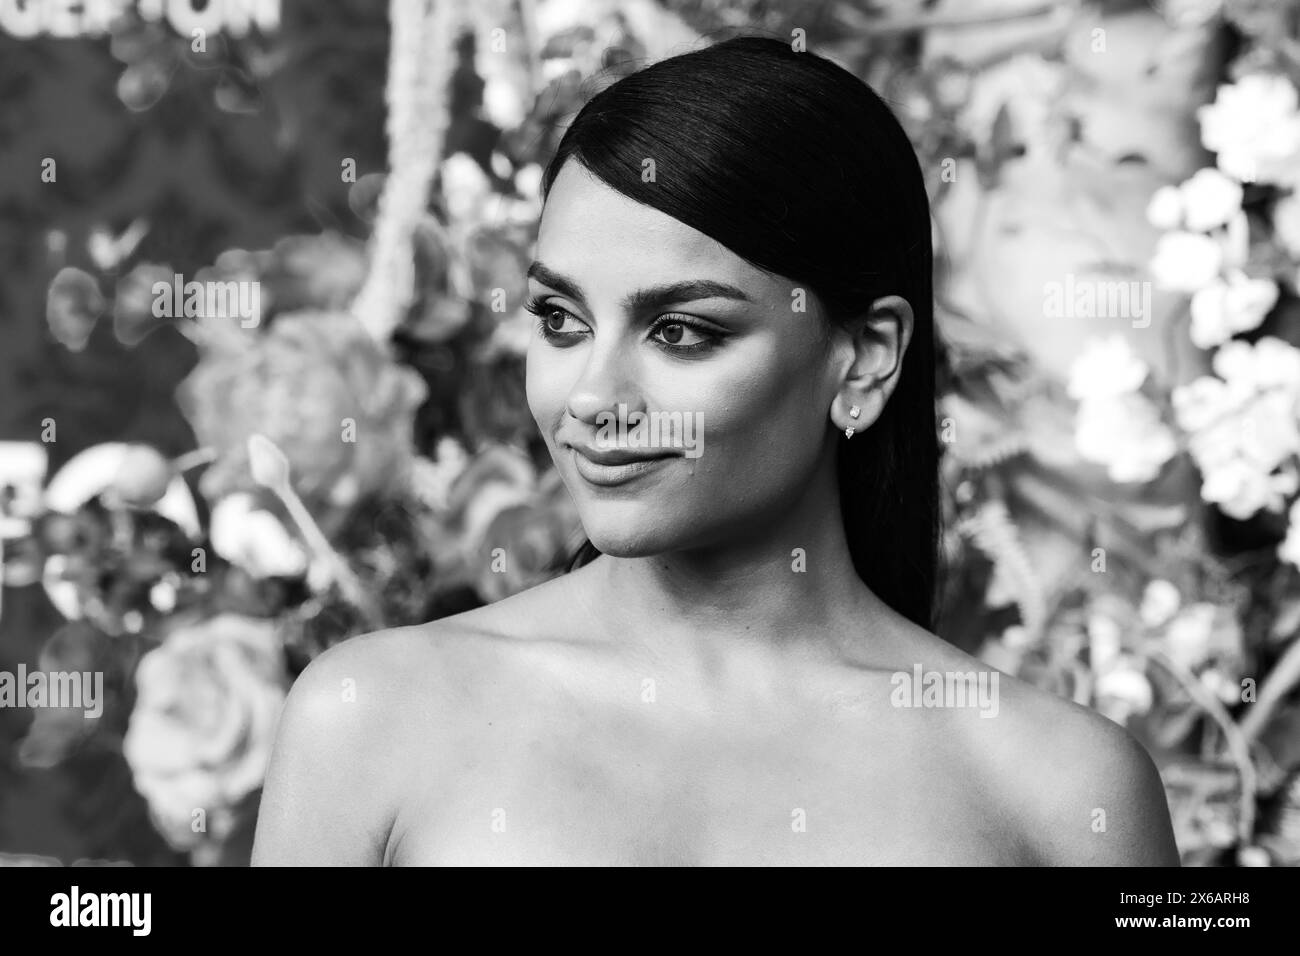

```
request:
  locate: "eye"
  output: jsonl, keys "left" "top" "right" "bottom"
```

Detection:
{"left": 648, "top": 315, "right": 722, "bottom": 354}
{"left": 524, "top": 296, "right": 588, "bottom": 343}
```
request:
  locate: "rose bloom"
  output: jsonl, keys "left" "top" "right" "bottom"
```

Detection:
{"left": 1150, "top": 231, "right": 1224, "bottom": 292}
{"left": 1074, "top": 393, "right": 1178, "bottom": 483}
{"left": 1189, "top": 274, "right": 1278, "bottom": 349}
{"left": 177, "top": 310, "right": 427, "bottom": 509}
{"left": 1197, "top": 73, "right": 1300, "bottom": 186}
{"left": 1067, "top": 335, "right": 1149, "bottom": 401}
{"left": 1274, "top": 192, "right": 1300, "bottom": 260}
{"left": 1280, "top": 499, "right": 1300, "bottom": 568}
{"left": 1179, "top": 167, "right": 1243, "bottom": 232}
{"left": 123, "top": 615, "right": 288, "bottom": 852}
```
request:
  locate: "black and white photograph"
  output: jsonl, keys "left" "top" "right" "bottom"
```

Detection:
{"left": 0, "top": 0, "right": 1295, "bottom": 895}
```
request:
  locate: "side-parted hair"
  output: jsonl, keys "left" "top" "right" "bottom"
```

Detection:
{"left": 540, "top": 35, "right": 941, "bottom": 630}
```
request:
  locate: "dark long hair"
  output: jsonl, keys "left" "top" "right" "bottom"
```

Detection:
{"left": 540, "top": 35, "right": 941, "bottom": 630}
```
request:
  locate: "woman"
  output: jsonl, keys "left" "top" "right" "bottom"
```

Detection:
{"left": 252, "top": 35, "right": 1180, "bottom": 866}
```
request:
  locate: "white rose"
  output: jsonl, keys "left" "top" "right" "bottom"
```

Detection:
{"left": 1066, "top": 335, "right": 1148, "bottom": 401}
{"left": 1095, "top": 661, "right": 1154, "bottom": 725}
{"left": 1189, "top": 274, "right": 1279, "bottom": 349}
{"left": 1199, "top": 458, "right": 1293, "bottom": 519}
{"left": 1198, "top": 73, "right": 1300, "bottom": 186}
{"left": 1075, "top": 393, "right": 1178, "bottom": 483}
{"left": 123, "top": 614, "right": 288, "bottom": 853}
{"left": 482, "top": 76, "right": 526, "bottom": 130}
{"left": 1274, "top": 192, "right": 1300, "bottom": 259}
{"left": 1140, "top": 579, "right": 1181, "bottom": 628}
{"left": 209, "top": 493, "right": 308, "bottom": 579}
{"left": 1146, "top": 185, "right": 1183, "bottom": 230}
{"left": 1172, "top": 376, "right": 1233, "bottom": 432}
{"left": 1087, "top": 612, "right": 1122, "bottom": 670}
{"left": 1240, "top": 390, "right": 1300, "bottom": 472}
{"left": 1180, "top": 168, "right": 1243, "bottom": 232}
{"left": 1150, "top": 231, "right": 1224, "bottom": 292}
{"left": 440, "top": 153, "right": 492, "bottom": 222}
{"left": 1166, "top": 603, "right": 1216, "bottom": 671}
{"left": 1280, "top": 500, "right": 1300, "bottom": 568}
{"left": 1247, "top": 337, "right": 1300, "bottom": 392}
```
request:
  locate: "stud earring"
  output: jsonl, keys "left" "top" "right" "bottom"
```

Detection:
{"left": 844, "top": 426, "right": 855, "bottom": 439}
{"left": 849, "top": 405, "right": 861, "bottom": 419}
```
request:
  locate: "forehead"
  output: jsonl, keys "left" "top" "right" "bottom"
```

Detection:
{"left": 536, "top": 160, "right": 769, "bottom": 291}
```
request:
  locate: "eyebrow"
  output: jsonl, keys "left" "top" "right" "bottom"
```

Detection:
{"left": 527, "top": 260, "right": 753, "bottom": 312}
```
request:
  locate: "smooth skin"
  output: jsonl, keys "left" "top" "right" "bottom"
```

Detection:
{"left": 251, "top": 160, "right": 1181, "bottom": 866}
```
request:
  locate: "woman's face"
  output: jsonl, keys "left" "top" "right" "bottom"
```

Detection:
{"left": 525, "top": 159, "right": 846, "bottom": 557}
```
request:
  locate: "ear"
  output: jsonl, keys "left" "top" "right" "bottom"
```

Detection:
{"left": 831, "top": 295, "right": 914, "bottom": 435}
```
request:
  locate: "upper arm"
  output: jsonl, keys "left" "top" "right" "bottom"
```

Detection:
{"left": 1026, "top": 704, "right": 1181, "bottom": 866}
{"left": 251, "top": 630, "right": 409, "bottom": 866}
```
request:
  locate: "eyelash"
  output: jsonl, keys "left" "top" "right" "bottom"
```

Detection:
{"left": 522, "top": 295, "right": 722, "bottom": 355}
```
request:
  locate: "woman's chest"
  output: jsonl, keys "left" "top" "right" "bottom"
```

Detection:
{"left": 387, "top": 718, "right": 1029, "bottom": 865}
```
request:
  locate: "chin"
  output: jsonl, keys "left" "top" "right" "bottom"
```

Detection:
{"left": 579, "top": 512, "right": 689, "bottom": 558}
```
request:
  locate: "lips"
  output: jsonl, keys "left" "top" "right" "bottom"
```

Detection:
{"left": 568, "top": 443, "right": 676, "bottom": 466}
{"left": 563, "top": 441, "right": 678, "bottom": 487}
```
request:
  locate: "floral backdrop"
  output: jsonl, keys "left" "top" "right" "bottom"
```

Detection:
{"left": 2, "top": 0, "right": 1300, "bottom": 866}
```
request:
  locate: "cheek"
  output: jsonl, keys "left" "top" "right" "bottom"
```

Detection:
{"left": 524, "top": 345, "right": 566, "bottom": 434}
{"left": 679, "top": 348, "right": 829, "bottom": 476}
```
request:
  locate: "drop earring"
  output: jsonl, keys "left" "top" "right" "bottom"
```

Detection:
{"left": 844, "top": 426, "right": 855, "bottom": 439}
{"left": 844, "top": 404, "right": 860, "bottom": 438}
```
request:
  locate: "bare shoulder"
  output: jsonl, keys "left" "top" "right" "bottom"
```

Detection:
{"left": 956, "top": 652, "right": 1179, "bottom": 866}
{"left": 875, "top": 619, "right": 1180, "bottom": 866}
{"left": 250, "top": 625, "right": 443, "bottom": 865}
{"left": 252, "top": 576, "right": 589, "bottom": 865}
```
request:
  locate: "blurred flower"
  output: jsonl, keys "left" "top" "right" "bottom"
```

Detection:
{"left": 123, "top": 614, "right": 288, "bottom": 853}
{"left": 1198, "top": 73, "right": 1300, "bottom": 185}
{"left": 1075, "top": 393, "right": 1178, "bottom": 483}
{"left": 176, "top": 310, "right": 427, "bottom": 509}
{"left": 483, "top": 75, "right": 527, "bottom": 130}
{"left": 1179, "top": 168, "right": 1244, "bottom": 232}
{"left": 515, "top": 163, "right": 543, "bottom": 203}
{"left": 1150, "top": 231, "right": 1224, "bottom": 292}
{"left": 1174, "top": 337, "right": 1300, "bottom": 518}
{"left": 1154, "top": 0, "right": 1222, "bottom": 30}
{"left": 0, "top": 442, "right": 49, "bottom": 524}
{"left": 1140, "top": 579, "right": 1182, "bottom": 628}
{"left": 1087, "top": 610, "right": 1123, "bottom": 670}
{"left": 209, "top": 493, "right": 308, "bottom": 579}
{"left": 1146, "top": 185, "right": 1183, "bottom": 230}
{"left": 113, "top": 261, "right": 173, "bottom": 346}
{"left": 1199, "top": 457, "right": 1298, "bottom": 518}
{"left": 1189, "top": 273, "right": 1279, "bottom": 349}
{"left": 46, "top": 266, "right": 104, "bottom": 351}
{"left": 110, "top": 444, "right": 173, "bottom": 508}
{"left": 1095, "top": 658, "right": 1154, "bottom": 725}
{"left": 348, "top": 172, "right": 387, "bottom": 225}
{"left": 1273, "top": 192, "right": 1300, "bottom": 259}
{"left": 149, "top": 577, "right": 177, "bottom": 613}
{"left": 441, "top": 153, "right": 493, "bottom": 223}
{"left": 1237, "top": 844, "right": 1272, "bottom": 867}
{"left": 409, "top": 437, "right": 470, "bottom": 513}
{"left": 1215, "top": 335, "right": 1300, "bottom": 392}
{"left": 1067, "top": 335, "right": 1149, "bottom": 401}
{"left": 1165, "top": 602, "right": 1217, "bottom": 670}
{"left": 439, "top": 446, "right": 580, "bottom": 601}
{"left": 116, "top": 59, "right": 172, "bottom": 112}
{"left": 1281, "top": 499, "right": 1300, "bottom": 568}
{"left": 1200, "top": 667, "right": 1243, "bottom": 706}
{"left": 86, "top": 219, "right": 148, "bottom": 272}
{"left": 474, "top": 473, "right": 579, "bottom": 604}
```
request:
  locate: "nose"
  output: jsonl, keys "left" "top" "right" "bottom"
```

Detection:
{"left": 564, "top": 332, "right": 646, "bottom": 427}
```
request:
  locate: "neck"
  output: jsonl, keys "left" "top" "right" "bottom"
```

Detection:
{"left": 571, "top": 462, "right": 895, "bottom": 689}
